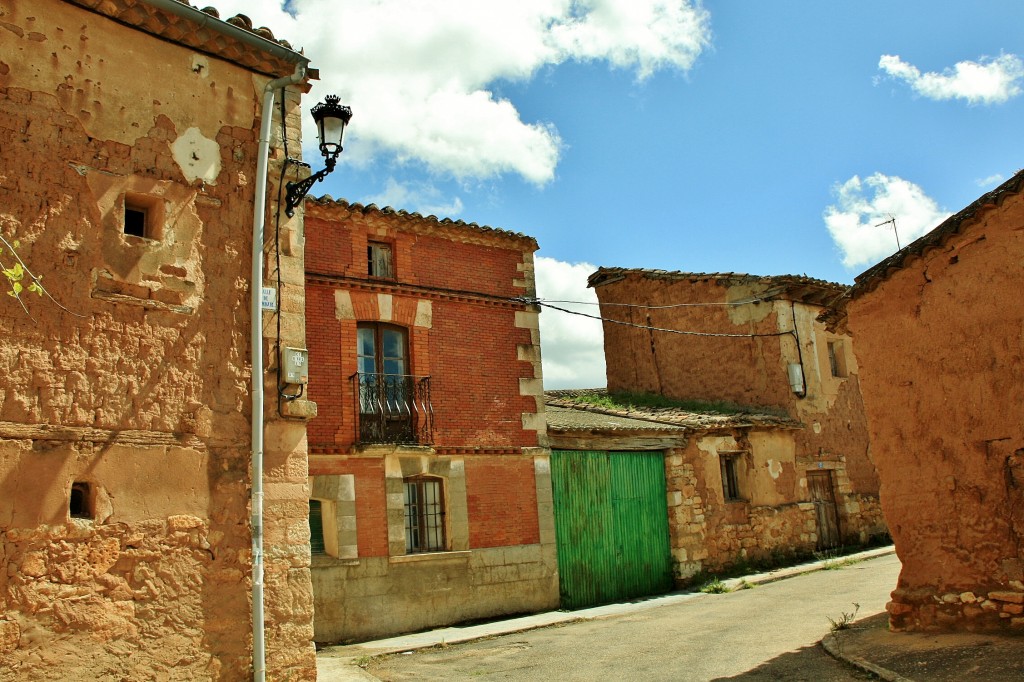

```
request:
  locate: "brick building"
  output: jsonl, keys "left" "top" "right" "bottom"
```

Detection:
{"left": 823, "top": 170, "right": 1024, "bottom": 631}
{"left": 0, "top": 1, "right": 318, "bottom": 678}
{"left": 577, "top": 270, "right": 885, "bottom": 571}
{"left": 303, "top": 198, "right": 558, "bottom": 643}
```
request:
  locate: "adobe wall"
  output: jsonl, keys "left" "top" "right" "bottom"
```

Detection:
{"left": 0, "top": 2, "right": 314, "bottom": 678}
{"left": 595, "top": 274, "right": 881, "bottom": 527}
{"left": 846, "top": 191, "right": 1024, "bottom": 631}
{"left": 308, "top": 453, "right": 558, "bottom": 643}
{"left": 597, "top": 277, "right": 794, "bottom": 409}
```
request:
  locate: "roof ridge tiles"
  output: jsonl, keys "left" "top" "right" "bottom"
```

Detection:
{"left": 306, "top": 195, "right": 537, "bottom": 246}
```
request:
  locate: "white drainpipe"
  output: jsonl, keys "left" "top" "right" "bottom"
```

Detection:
{"left": 251, "top": 62, "right": 307, "bottom": 682}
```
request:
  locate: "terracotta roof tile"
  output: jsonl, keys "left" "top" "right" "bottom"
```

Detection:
{"left": 821, "top": 168, "right": 1024, "bottom": 331}
{"left": 545, "top": 389, "right": 802, "bottom": 432}
{"left": 67, "top": 0, "right": 309, "bottom": 79}
{"left": 306, "top": 196, "right": 539, "bottom": 250}
{"left": 588, "top": 268, "right": 847, "bottom": 307}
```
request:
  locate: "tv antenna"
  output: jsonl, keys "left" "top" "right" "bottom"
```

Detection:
{"left": 875, "top": 214, "right": 901, "bottom": 250}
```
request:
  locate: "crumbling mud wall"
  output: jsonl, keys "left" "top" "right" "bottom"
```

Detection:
{"left": 594, "top": 272, "right": 884, "bottom": 557}
{"left": 0, "top": 1, "right": 315, "bottom": 678}
{"left": 847, "top": 188, "right": 1024, "bottom": 631}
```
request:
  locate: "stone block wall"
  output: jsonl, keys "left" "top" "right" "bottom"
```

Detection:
{"left": 309, "top": 453, "right": 558, "bottom": 643}
{"left": 665, "top": 428, "right": 887, "bottom": 581}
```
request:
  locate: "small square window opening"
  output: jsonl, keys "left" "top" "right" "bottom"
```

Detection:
{"left": 124, "top": 205, "right": 147, "bottom": 237}
{"left": 122, "top": 193, "right": 164, "bottom": 241}
{"left": 70, "top": 482, "right": 92, "bottom": 519}
{"left": 368, "top": 241, "right": 394, "bottom": 279}
{"left": 827, "top": 340, "right": 848, "bottom": 378}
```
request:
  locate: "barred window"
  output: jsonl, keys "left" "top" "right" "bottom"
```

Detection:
{"left": 309, "top": 499, "right": 327, "bottom": 555}
{"left": 404, "top": 477, "right": 446, "bottom": 553}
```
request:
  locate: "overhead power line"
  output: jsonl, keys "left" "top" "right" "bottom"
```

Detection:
{"left": 537, "top": 296, "right": 770, "bottom": 309}
{"left": 529, "top": 299, "right": 796, "bottom": 339}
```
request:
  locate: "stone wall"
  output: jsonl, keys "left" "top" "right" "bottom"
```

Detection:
{"left": 0, "top": 2, "right": 315, "bottom": 678}
{"left": 666, "top": 429, "right": 887, "bottom": 580}
{"left": 308, "top": 453, "right": 558, "bottom": 643}
{"left": 846, "top": 186, "right": 1024, "bottom": 631}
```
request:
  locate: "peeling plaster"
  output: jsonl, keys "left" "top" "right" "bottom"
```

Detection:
{"left": 171, "top": 127, "right": 221, "bottom": 185}
{"left": 767, "top": 458, "right": 783, "bottom": 479}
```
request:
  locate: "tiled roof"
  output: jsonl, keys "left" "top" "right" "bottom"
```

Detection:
{"left": 306, "top": 196, "right": 539, "bottom": 250}
{"left": 588, "top": 268, "right": 847, "bottom": 307}
{"left": 545, "top": 389, "right": 801, "bottom": 432}
{"left": 545, "top": 405, "right": 688, "bottom": 433}
{"left": 821, "top": 169, "right": 1024, "bottom": 330}
{"left": 67, "top": 0, "right": 310, "bottom": 79}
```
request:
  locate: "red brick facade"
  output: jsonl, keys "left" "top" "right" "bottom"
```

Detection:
{"left": 303, "top": 199, "right": 557, "bottom": 643}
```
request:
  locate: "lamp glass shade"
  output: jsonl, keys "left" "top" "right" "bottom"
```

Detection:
{"left": 311, "top": 95, "right": 352, "bottom": 159}
{"left": 317, "top": 115, "right": 346, "bottom": 156}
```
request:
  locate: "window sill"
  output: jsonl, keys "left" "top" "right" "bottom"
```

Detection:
{"left": 311, "top": 554, "right": 360, "bottom": 568}
{"left": 390, "top": 550, "right": 470, "bottom": 565}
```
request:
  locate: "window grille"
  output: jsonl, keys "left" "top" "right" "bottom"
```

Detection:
{"left": 309, "top": 499, "right": 326, "bottom": 555}
{"left": 404, "top": 478, "right": 445, "bottom": 553}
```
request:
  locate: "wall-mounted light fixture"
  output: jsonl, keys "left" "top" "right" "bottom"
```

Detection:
{"left": 284, "top": 94, "right": 352, "bottom": 217}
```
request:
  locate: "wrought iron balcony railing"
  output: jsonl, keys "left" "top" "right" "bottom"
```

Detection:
{"left": 351, "top": 372, "right": 434, "bottom": 445}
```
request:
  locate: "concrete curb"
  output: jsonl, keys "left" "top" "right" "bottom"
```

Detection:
{"left": 317, "top": 545, "right": 897, "bottom": 680}
{"left": 821, "top": 631, "right": 914, "bottom": 682}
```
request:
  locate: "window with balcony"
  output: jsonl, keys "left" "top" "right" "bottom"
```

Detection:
{"left": 354, "top": 323, "right": 433, "bottom": 444}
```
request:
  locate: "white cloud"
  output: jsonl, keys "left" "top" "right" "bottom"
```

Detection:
{"left": 976, "top": 173, "right": 1005, "bottom": 188}
{"left": 362, "top": 178, "right": 464, "bottom": 218}
{"left": 534, "top": 256, "right": 606, "bottom": 389}
{"left": 824, "top": 173, "right": 951, "bottom": 269}
{"left": 211, "top": 0, "right": 710, "bottom": 183}
{"left": 878, "top": 53, "right": 1024, "bottom": 105}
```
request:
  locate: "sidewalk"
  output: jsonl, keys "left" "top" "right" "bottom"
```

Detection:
{"left": 317, "top": 546, "right": 895, "bottom": 680}
{"left": 823, "top": 612, "right": 1024, "bottom": 681}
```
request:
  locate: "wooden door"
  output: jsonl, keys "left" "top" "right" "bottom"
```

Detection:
{"left": 807, "top": 470, "right": 841, "bottom": 550}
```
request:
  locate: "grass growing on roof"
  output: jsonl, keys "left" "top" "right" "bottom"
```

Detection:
{"left": 569, "top": 391, "right": 759, "bottom": 415}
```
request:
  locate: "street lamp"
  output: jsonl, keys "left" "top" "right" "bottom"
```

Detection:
{"left": 284, "top": 94, "right": 352, "bottom": 217}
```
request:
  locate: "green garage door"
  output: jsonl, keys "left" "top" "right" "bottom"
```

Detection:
{"left": 551, "top": 450, "right": 673, "bottom": 609}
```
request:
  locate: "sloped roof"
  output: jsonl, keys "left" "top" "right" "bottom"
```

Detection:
{"left": 588, "top": 268, "right": 846, "bottom": 307}
{"left": 306, "top": 196, "right": 539, "bottom": 251}
{"left": 545, "top": 389, "right": 801, "bottom": 432}
{"left": 67, "top": 0, "right": 310, "bottom": 79}
{"left": 821, "top": 169, "right": 1024, "bottom": 330}
{"left": 545, "top": 405, "right": 689, "bottom": 433}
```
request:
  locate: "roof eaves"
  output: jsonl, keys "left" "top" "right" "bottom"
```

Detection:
{"left": 587, "top": 267, "right": 847, "bottom": 304}
{"left": 67, "top": 0, "right": 310, "bottom": 79}
{"left": 305, "top": 196, "right": 539, "bottom": 250}
{"left": 847, "top": 169, "right": 1024, "bottom": 300}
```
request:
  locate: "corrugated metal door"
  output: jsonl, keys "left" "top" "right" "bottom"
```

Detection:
{"left": 551, "top": 450, "right": 673, "bottom": 609}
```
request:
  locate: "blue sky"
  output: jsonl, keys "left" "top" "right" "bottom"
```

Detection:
{"left": 221, "top": 0, "right": 1023, "bottom": 387}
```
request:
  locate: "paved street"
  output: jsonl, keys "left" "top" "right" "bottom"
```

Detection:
{"left": 363, "top": 553, "right": 901, "bottom": 681}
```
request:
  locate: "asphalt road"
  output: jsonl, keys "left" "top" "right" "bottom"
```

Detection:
{"left": 366, "top": 553, "right": 901, "bottom": 681}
